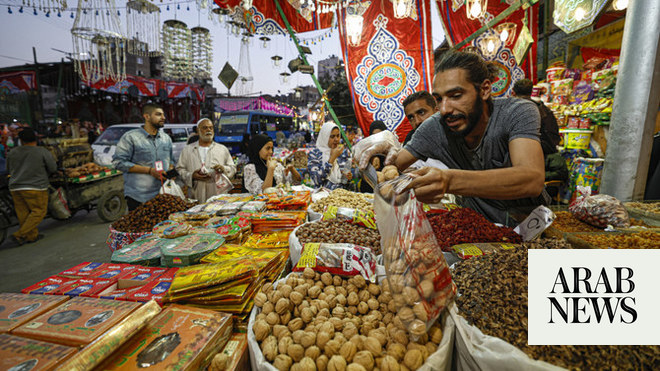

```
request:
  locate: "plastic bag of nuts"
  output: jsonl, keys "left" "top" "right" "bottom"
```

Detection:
{"left": 569, "top": 186, "right": 630, "bottom": 228}
{"left": 374, "top": 176, "right": 457, "bottom": 341}
{"left": 292, "top": 243, "right": 377, "bottom": 282}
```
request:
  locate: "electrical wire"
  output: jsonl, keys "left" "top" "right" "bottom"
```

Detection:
{"left": 0, "top": 54, "right": 33, "bottom": 62}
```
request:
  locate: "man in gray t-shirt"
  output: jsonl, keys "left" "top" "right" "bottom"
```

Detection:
{"left": 358, "top": 51, "right": 547, "bottom": 225}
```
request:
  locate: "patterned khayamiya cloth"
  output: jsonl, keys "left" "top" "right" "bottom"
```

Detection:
{"left": 337, "top": 0, "right": 434, "bottom": 141}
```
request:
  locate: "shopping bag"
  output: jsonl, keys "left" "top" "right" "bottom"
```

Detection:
{"left": 160, "top": 179, "right": 186, "bottom": 199}
{"left": 48, "top": 186, "right": 71, "bottom": 220}
{"left": 215, "top": 173, "right": 233, "bottom": 194}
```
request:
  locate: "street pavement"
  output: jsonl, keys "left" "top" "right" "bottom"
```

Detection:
{"left": 0, "top": 209, "right": 114, "bottom": 293}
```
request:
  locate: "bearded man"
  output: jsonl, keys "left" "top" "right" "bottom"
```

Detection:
{"left": 176, "top": 118, "right": 236, "bottom": 202}
{"left": 362, "top": 51, "right": 548, "bottom": 226}
{"left": 113, "top": 103, "right": 174, "bottom": 210}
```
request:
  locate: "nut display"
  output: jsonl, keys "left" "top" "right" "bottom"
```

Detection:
{"left": 452, "top": 247, "right": 659, "bottom": 369}
{"left": 552, "top": 211, "right": 650, "bottom": 233}
{"left": 112, "top": 194, "right": 196, "bottom": 233}
{"left": 625, "top": 201, "right": 660, "bottom": 214}
{"left": 252, "top": 269, "right": 446, "bottom": 370}
{"left": 575, "top": 231, "right": 660, "bottom": 249}
{"left": 296, "top": 219, "right": 381, "bottom": 254}
{"left": 427, "top": 208, "right": 522, "bottom": 251}
{"left": 522, "top": 237, "right": 573, "bottom": 249}
{"left": 311, "top": 189, "right": 373, "bottom": 213}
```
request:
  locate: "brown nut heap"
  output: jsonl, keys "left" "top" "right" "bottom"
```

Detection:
{"left": 252, "top": 270, "right": 446, "bottom": 370}
{"left": 112, "top": 194, "right": 196, "bottom": 233}
{"left": 296, "top": 219, "right": 381, "bottom": 254}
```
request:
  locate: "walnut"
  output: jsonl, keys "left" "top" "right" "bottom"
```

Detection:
{"left": 367, "top": 298, "right": 379, "bottom": 311}
{"left": 428, "top": 325, "right": 443, "bottom": 344}
{"left": 357, "top": 302, "right": 369, "bottom": 314}
{"left": 262, "top": 335, "right": 278, "bottom": 362}
{"left": 360, "top": 322, "right": 375, "bottom": 336}
{"left": 343, "top": 322, "right": 358, "bottom": 340}
{"left": 367, "top": 283, "right": 381, "bottom": 296}
{"left": 265, "top": 311, "right": 280, "bottom": 326}
{"left": 381, "top": 278, "right": 391, "bottom": 293}
{"left": 330, "top": 317, "right": 343, "bottom": 331}
{"left": 291, "top": 330, "right": 305, "bottom": 344}
{"left": 324, "top": 286, "right": 337, "bottom": 296}
{"left": 390, "top": 259, "right": 407, "bottom": 274}
{"left": 276, "top": 298, "right": 291, "bottom": 315}
{"left": 392, "top": 294, "right": 406, "bottom": 308}
{"left": 301, "top": 307, "right": 314, "bottom": 323}
{"left": 273, "top": 325, "right": 290, "bottom": 340}
{"left": 353, "top": 275, "right": 366, "bottom": 289}
{"left": 324, "top": 339, "right": 341, "bottom": 357}
{"left": 254, "top": 292, "right": 268, "bottom": 308}
{"left": 369, "top": 311, "right": 383, "bottom": 322}
{"left": 294, "top": 285, "right": 308, "bottom": 297}
{"left": 364, "top": 336, "right": 382, "bottom": 357}
{"left": 273, "top": 354, "right": 293, "bottom": 371}
{"left": 328, "top": 355, "right": 347, "bottom": 371}
{"left": 346, "top": 283, "right": 358, "bottom": 294}
{"left": 279, "top": 284, "right": 293, "bottom": 298}
{"left": 334, "top": 333, "right": 348, "bottom": 347}
{"left": 386, "top": 343, "right": 406, "bottom": 362}
{"left": 309, "top": 285, "right": 322, "bottom": 299}
{"left": 425, "top": 342, "right": 438, "bottom": 356}
{"left": 286, "top": 276, "right": 298, "bottom": 287}
{"left": 347, "top": 364, "right": 367, "bottom": 371}
{"left": 262, "top": 302, "right": 275, "bottom": 315}
{"left": 318, "top": 308, "right": 331, "bottom": 320}
{"left": 403, "top": 274, "right": 416, "bottom": 288}
{"left": 340, "top": 340, "right": 358, "bottom": 362}
{"left": 317, "top": 331, "right": 332, "bottom": 349}
{"left": 321, "top": 272, "right": 333, "bottom": 286}
{"left": 253, "top": 319, "right": 270, "bottom": 341}
{"left": 270, "top": 290, "right": 284, "bottom": 304}
{"left": 367, "top": 329, "right": 388, "bottom": 347}
{"left": 305, "top": 345, "right": 321, "bottom": 360}
{"left": 288, "top": 318, "right": 303, "bottom": 332}
{"left": 333, "top": 276, "right": 343, "bottom": 286}
{"left": 352, "top": 350, "right": 375, "bottom": 371}
{"left": 326, "top": 295, "right": 338, "bottom": 308}
{"left": 418, "top": 280, "right": 434, "bottom": 299}
{"left": 303, "top": 268, "right": 316, "bottom": 279}
{"left": 409, "top": 320, "right": 427, "bottom": 338}
{"left": 332, "top": 306, "right": 346, "bottom": 319}
{"left": 335, "top": 293, "right": 347, "bottom": 306}
{"left": 348, "top": 306, "right": 358, "bottom": 315}
{"left": 262, "top": 282, "right": 274, "bottom": 294}
{"left": 299, "top": 356, "right": 316, "bottom": 371}
{"left": 317, "top": 355, "right": 329, "bottom": 371}
{"left": 209, "top": 353, "right": 228, "bottom": 371}
{"left": 301, "top": 332, "right": 317, "bottom": 348}
{"left": 346, "top": 292, "right": 359, "bottom": 306}
{"left": 402, "top": 287, "right": 420, "bottom": 306}
{"left": 387, "top": 300, "right": 398, "bottom": 314}
{"left": 349, "top": 334, "right": 365, "bottom": 351}
{"left": 398, "top": 307, "right": 415, "bottom": 324}
{"left": 412, "top": 303, "right": 428, "bottom": 322}
{"left": 389, "top": 275, "right": 405, "bottom": 293}
{"left": 403, "top": 349, "right": 422, "bottom": 370}
{"left": 256, "top": 313, "right": 267, "bottom": 322}
{"left": 290, "top": 291, "right": 304, "bottom": 306}
{"left": 392, "top": 329, "right": 409, "bottom": 346}
{"left": 336, "top": 286, "right": 348, "bottom": 297}
{"left": 358, "top": 290, "right": 371, "bottom": 303}
{"left": 380, "top": 355, "right": 400, "bottom": 371}
{"left": 318, "top": 322, "right": 335, "bottom": 335}
{"left": 382, "top": 313, "right": 393, "bottom": 325}
{"left": 288, "top": 343, "right": 305, "bottom": 362}
{"left": 279, "top": 336, "right": 294, "bottom": 354}
{"left": 281, "top": 312, "right": 292, "bottom": 326}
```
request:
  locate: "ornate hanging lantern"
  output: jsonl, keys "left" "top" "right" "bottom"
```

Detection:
{"left": 466, "top": 0, "right": 487, "bottom": 20}
{"left": 477, "top": 30, "right": 501, "bottom": 58}
{"left": 346, "top": 14, "right": 363, "bottom": 46}
{"left": 392, "top": 0, "right": 413, "bottom": 18}
{"left": 71, "top": 0, "right": 125, "bottom": 82}
{"left": 235, "top": 35, "right": 254, "bottom": 95}
{"left": 126, "top": 0, "right": 161, "bottom": 56}
{"left": 495, "top": 22, "right": 517, "bottom": 46}
{"left": 191, "top": 27, "right": 212, "bottom": 80}
{"left": 162, "top": 19, "right": 192, "bottom": 81}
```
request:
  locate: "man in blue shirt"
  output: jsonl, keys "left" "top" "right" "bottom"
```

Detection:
{"left": 113, "top": 104, "right": 174, "bottom": 211}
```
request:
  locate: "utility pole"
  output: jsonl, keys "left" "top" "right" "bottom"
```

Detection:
{"left": 32, "top": 47, "right": 46, "bottom": 133}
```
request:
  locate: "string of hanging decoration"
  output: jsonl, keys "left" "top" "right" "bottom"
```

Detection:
{"left": 191, "top": 26, "right": 212, "bottom": 80}
{"left": 162, "top": 19, "right": 192, "bottom": 81}
{"left": 71, "top": 0, "right": 125, "bottom": 83}
{"left": 126, "top": 0, "right": 161, "bottom": 56}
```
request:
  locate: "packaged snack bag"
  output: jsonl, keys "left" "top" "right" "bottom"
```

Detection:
{"left": 293, "top": 243, "right": 377, "bottom": 281}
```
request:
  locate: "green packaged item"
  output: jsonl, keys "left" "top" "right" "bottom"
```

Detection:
{"left": 111, "top": 236, "right": 163, "bottom": 266}
{"left": 159, "top": 233, "right": 225, "bottom": 267}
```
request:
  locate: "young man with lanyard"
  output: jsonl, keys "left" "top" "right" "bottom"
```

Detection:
{"left": 360, "top": 51, "right": 548, "bottom": 226}
{"left": 402, "top": 90, "right": 439, "bottom": 146}
{"left": 113, "top": 103, "right": 175, "bottom": 211}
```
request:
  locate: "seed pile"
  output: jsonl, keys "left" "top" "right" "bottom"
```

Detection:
{"left": 296, "top": 219, "right": 381, "bottom": 254}
{"left": 112, "top": 194, "right": 196, "bottom": 233}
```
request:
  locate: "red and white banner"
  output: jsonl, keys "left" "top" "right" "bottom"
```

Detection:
{"left": 338, "top": 0, "right": 434, "bottom": 140}
{"left": 0, "top": 71, "right": 37, "bottom": 94}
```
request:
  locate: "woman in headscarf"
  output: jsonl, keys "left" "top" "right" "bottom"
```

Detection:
{"left": 307, "top": 121, "right": 353, "bottom": 190}
{"left": 243, "top": 134, "right": 301, "bottom": 194}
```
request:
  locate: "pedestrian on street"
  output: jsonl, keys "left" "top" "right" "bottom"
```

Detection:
{"left": 7, "top": 127, "right": 57, "bottom": 245}
{"left": 176, "top": 118, "right": 236, "bottom": 202}
{"left": 112, "top": 103, "right": 174, "bottom": 211}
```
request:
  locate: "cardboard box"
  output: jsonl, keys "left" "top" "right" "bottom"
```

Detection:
{"left": 12, "top": 297, "right": 141, "bottom": 346}
{"left": 96, "top": 305, "right": 232, "bottom": 370}
{"left": 21, "top": 276, "right": 79, "bottom": 295}
{"left": 110, "top": 237, "right": 164, "bottom": 266}
{"left": 217, "top": 332, "right": 249, "bottom": 371}
{"left": 0, "top": 333, "right": 77, "bottom": 371}
{"left": 91, "top": 264, "right": 138, "bottom": 279}
{"left": 59, "top": 262, "right": 106, "bottom": 277}
{"left": 160, "top": 234, "right": 225, "bottom": 267}
{"left": 54, "top": 278, "right": 118, "bottom": 298}
{"left": 0, "top": 293, "right": 69, "bottom": 333}
{"left": 116, "top": 267, "right": 168, "bottom": 283}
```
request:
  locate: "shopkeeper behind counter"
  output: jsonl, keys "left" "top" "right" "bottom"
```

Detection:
{"left": 359, "top": 51, "right": 549, "bottom": 226}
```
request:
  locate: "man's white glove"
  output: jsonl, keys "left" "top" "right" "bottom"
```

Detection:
{"left": 352, "top": 130, "right": 402, "bottom": 170}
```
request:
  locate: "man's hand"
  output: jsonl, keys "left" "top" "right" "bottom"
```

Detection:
{"left": 329, "top": 144, "right": 344, "bottom": 163}
{"left": 344, "top": 171, "right": 353, "bottom": 181}
{"left": 212, "top": 164, "right": 224, "bottom": 174}
{"left": 406, "top": 167, "right": 452, "bottom": 204}
{"left": 192, "top": 169, "right": 212, "bottom": 181}
{"left": 149, "top": 167, "right": 166, "bottom": 181}
{"left": 285, "top": 164, "right": 295, "bottom": 175}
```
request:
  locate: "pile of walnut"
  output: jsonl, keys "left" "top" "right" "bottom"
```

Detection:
{"left": 376, "top": 165, "right": 399, "bottom": 184}
{"left": 252, "top": 268, "right": 444, "bottom": 371}
{"left": 64, "top": 162, "right": 109, "bottom": 178}
{"left": 310, "top": 189, "right": 373, "bottom": 213}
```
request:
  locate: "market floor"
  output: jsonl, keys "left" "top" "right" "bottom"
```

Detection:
{"left": 0, "top": 209, "right": 113, "bottom": 293}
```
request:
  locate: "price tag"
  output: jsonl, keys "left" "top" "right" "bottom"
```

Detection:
{"left": 514, "top": 206, "right": 555, "bottom": 242}
{"left": 154, "top": 161, "right": 164, "bottom": 172}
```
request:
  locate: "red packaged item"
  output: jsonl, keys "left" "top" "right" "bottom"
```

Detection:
{"left": 293, "top": 243, "right": 377, "bottom": 281}
{"left": 98, "top": 286, "right": 143, "bottom": 301}
{"left": 567, "top": 116, "right": 580, "bottom": 129}
{"left": 12, "top": 297, "right": 142, "bottom": 346}
{"left": 59, "top": 262, "right": 105, "bottom": 277}
{"left": 0, "top": 334, "right": 77, "bottom": 371}
{"left": 91, "top": 264, "right": 138, "bottom": 279}
{"left": 0, "top": 293, "right": 69, "bottom": 333}
{"left": 116, "top": 267, "right": 168, "bottom": 282}
{"left": 569, "top": 186, "right": 630, "bottom": 228}
{"left": 374, "top": 176, "right": 457, "bottom": 340}
{"left": 579, "top": 117, "right": 592, "bottom": 129}
{"left": 21, "top": 276, "right": 78, "bottom": 295}
{"left": 126, "top": 279, "right": 172, "bottom": 305}
{"left": 54, "top": 278, "right": 117, "bottom": 298}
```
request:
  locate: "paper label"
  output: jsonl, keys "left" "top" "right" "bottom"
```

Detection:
{"left": 514, "top": 205, "right": 556, "bottom": 242}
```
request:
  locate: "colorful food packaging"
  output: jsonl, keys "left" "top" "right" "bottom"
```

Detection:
{"left": 110, "top": 237, "right": 163, "bottom": 266}
{"left": 169, "top": 258, "right": 259, "bottom": 296}
{"left": 244, "top": 230, "right": 291, "bottom": 249}
{"left": 12, "top": 297, "right": 142, "bottom": 346}
{"left": 201, "top": 244, "right": 285, "bottom": 275}
{"left": 0, "top": 294, "right": 69, "bottom": 333}
{"left": 95, "top": 305, "right": 232, "bottom": 371}
{"left": 214, "top": 332, "right": 249, "bottom": 371}
{"left": 91, "top": 264, "right": 138, "bottom": 280}
{"left": 54, "top": 278, "right": 118, "bottom": 298}
{"left": 59, "top": 262, "right": 106, "bottom": 277}
{"left": 0, "top": 334, "right": 77, "bottom": 371}
{"left": 54, "top": 301, "right": 161, "bottom": 371}
{"left": 116, "top": 267, "right": 168, "bottom": 282}
{"left": 321, "top": 205, "right": 378, "bottom": 229}
{"left": 240, "top": 200, "right": 267, "bottom": 212}
{"left": 452, "top": 242, "right": 518, "bottom": 259}
{"left": 294, "top": 243, "right": 377, "bottom": 281}
{"left": 21, "top": 276, "right": 79, "bottom": 295}
{"left": 247, "top": 211, "right": 306, "bottom": 233}
{"left": 159, "top": 233, "right": 225, "bottom": 267}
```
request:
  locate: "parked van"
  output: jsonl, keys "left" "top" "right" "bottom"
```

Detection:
{"left": 92, "top": 123, "right": 197, "bottom": 166}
